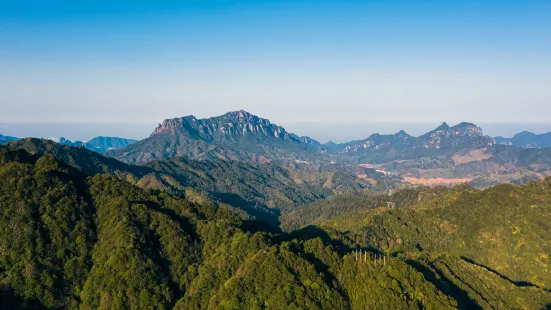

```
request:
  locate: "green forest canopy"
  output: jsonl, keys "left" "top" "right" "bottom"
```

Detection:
{"left": 0, "top": 144, "right": 550, "bottom": 309}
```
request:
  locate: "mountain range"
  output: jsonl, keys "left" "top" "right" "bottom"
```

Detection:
{"left": 6, "top": 110, "right": 551, "bottom": 226}
{"left": 495, "top": 131, "right": 551, "bottom": 148}
{"left": 326, "top": 122, "right": 494, "bottom": 162}
{"left": 0, "top": 134, "right": 136, "bottom": 153}
{"left": 3, "top": 111, "right": 551, "bottom": 191}
{"left": 5, "top": 115, "right": 551, "bottom": 158}
{"left": 103, "top": 111, "right": 551, "bottom": 189}
{"left": 105, "top": 112, "right": 516, "bottom": 167}
{"left": 107, "top": 113, "right": 499, "bottom": 165}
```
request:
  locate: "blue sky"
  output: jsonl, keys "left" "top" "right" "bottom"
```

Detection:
{"left": 1, "top": 0, "right": 550, "bottom": 140}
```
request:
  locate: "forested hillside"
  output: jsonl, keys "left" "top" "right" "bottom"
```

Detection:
{"left": 0, "top": 147, "right": 459, "bottom": 309}
{"left": 2, "top": 146, "right": 551, "bottom": 309}
{"left": 292, "top": 179, "right": 551, "bottom": 292}
{"left": 5, "top": 138, "right": 375, "bottom": 227}
{"left": 281, "top": 187, "right": 452, "bottom": 231}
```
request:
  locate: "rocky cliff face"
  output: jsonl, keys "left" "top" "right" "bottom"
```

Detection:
{"left": 418, "top": 122, "right": 493, "bottom": 149}
{"left": 151, "top": 110, "right": 301, "bottom": 143}
{"left": 108, "top": 110, "right": 325, "bottom": 164}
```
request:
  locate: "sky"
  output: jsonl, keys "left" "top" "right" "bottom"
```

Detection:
{"left": 1, "top": 0, "right": 550, "bottom": 141}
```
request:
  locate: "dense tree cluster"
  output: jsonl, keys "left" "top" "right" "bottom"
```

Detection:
{"left": 8, "top": 139, "right": 375, "bottom": 227}
{"left": 2, "top": 141, "right": 551, "bottom": 309}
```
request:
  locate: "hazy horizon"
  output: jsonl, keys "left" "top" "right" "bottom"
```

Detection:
{"left": 2, "top": 119, "right": 551, "bottom": 144}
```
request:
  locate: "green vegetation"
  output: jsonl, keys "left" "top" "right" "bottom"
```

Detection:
{"left": 2, "top": 141, "right": 551, "bottom": 309}
{"left": 314, "top": 180, "right": 551, "bottom": 288}
{"left": 286, "top": 179, "right": 551, "bottom": 309}
{"left": 144, "top": 156, "right": 371, "bottom": 214}
{"left": 6, "top": 138, "right": 375, "bottom": 227}
{"left": 281, "top": 186, "right": 453, "bottom": 231}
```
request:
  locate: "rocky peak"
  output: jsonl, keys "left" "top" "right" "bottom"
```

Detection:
{"left": 453, "top": 122, "right": 478, "bottom": 129}
{"left": 395, "top": 130, "right": 413, "bottom": 138}
{"left": 220, "top": 110, "right": 271, "bottom": 127}
{"left": 435, "top": 122, "right": 450, "bottom": 131}
{"left": 450, "top": 122, "right": 484, "bottom": 137}
{"left": 151, "top": 117, "right": 190, "bottom": 136}
{"left": 150, "top": 111, "right": 306, "bottom": 142}
{"left": 427, "top": 122, "right": 483, "bottom": 137}
{"left": 421, "top": 122, "right": 491, "bottom": 149}
{"left": 224, "top": 110, "right": 255, "bottom": 120}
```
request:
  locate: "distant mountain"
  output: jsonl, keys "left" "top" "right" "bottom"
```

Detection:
{"left": 327, "top": 122, "right": 494, "bottom": 162}
{"left": 418, "top": 122, "right": 492, "bottom": 149}
{"left": 322, "top": 122, "right": 551, "bottom": 187}
{"left": 495, "top": 131, "right": 551, "bottom": 148}
{"left": 0, "top": 133, "right": 19, "bottom": 144}
{"left": 57, "top": 137, "right": 85, "bottom": 147}
{"left": 326, "top": 130, "right": 415, "bottom": 156}
{"left": 103, "top": 112, "right": 551, "bottom": 188}
{"left": 108, "top": 111, "right": 500, "bottom": 166}
{"left": 86, "top": 136, "right": 138, "bottom": 152}
{"left": 14, "top": 111, "right": 547, "bottom": 190}
{"left": 57, "top": 136, "right": 137, "bottom": 152}
{"left": 107, "top": 110, "right": 325, "bottom": 164}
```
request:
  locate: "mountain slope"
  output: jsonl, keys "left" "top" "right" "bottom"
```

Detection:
{"left": 4, "top": 138, "right": 374, "bottom": 226}
{"left": 306, "top": 179, "right": 551, "bottom": 290}
{"left": 328, "top": 130, "right": 416, "bottom": 159}
{"left": 281, "top": 187, "right": 450, "bottom": 231}
{"left": 107, "top": 110, "right": 325, "bottom": 164}
{"left": 144, "top": 156, "right": 372, "bottom": 215}
{"left": 5, "top": 138, "right": 144, "bottom": 177}
{"left": 0, "top": 148, "right": 477, "bottom": 309}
